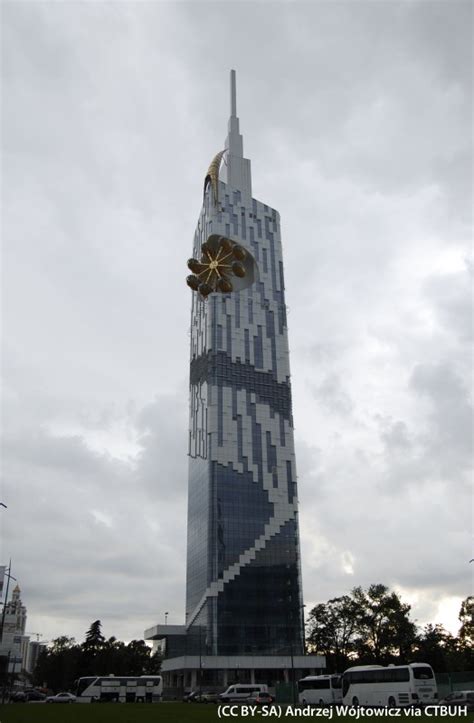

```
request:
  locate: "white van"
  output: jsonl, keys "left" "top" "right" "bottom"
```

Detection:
{"left": 219, "top": 684, "right": 269, "bottom": 702}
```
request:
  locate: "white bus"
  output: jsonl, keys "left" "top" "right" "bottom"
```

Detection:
{"left": 342, "top": 663, "right": 437, "bottom": 708}
{"left": 298, "top": 675, "right": 342, "bottom": 705}
{"left": 75, "top": 675, "right": 163, "bottom": 703}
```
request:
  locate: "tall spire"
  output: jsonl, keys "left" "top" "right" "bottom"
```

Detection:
{"left": 222, "top": 69, "right": 252, "bottom": 201}
{"left": 230, "top": 69, "right": 237, "bottom": 117}
{"left": 225, "top": 70, "right": 243, "bottom": 159}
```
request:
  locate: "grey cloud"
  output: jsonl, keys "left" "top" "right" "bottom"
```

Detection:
{"left": 379, "top": 419, "right": 412, "bottom": 452}
{"left": 312, "top": 374, "right": 354, "bottom": 416}
{"left": 404, "top": 1, "right": 472, "bottom": 87}
{"left": 424, "top": 265, "right": 473, "bottom": 343}
{"left": 3, "top": 411, "right": 187, "bottom": 639}
{"left": 135, "top": 395, "right": 189, "bottom": 496}
{"left": 373, "top": 360, "right": 472, "bottom": 494}
{"left": 298, "top": 342, "right": 349, "bottom": 365}
{"left": 3, "top": 429, "right": 111, "bottom": 475}
{"left": 301, "top": 452, "right": 471, "bottom": 606}
{"left": 410, "top": 361, "right": 473, "bottom": 476}
{"left": 77, "top": 401, "right": 137, "bottom": 431}
{"left": 295, "top": 438, "right": 324, "bottom": 499}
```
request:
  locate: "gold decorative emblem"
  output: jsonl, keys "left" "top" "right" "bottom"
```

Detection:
{"left": 186, "top": 235, "right": 250, "bottom": 298}
{"left": 186, "top": 236, "right": 247, "bottom": 298}
{"left": 203, "top": 149, "right": 227, "bottom": 206}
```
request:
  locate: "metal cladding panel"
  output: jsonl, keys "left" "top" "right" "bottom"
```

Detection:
{"left": 185, "top": 180, "right": 303, "bottom": 655}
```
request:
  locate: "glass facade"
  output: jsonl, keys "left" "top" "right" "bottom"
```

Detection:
{"left": 185, "top": 79, "right": 303, "bottom": 656}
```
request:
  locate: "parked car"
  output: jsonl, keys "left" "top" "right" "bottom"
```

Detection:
{"left": 45, "top": 692, "right": 76, "bottom": 704}
{"left": 248, "top": 690, "right": 274, "bottom": 705}
{"left": 11, "top": 689, "right": 46, "bottom": 703}
{"left": 183, "top": 690, "right": 218, "bottom": 703}
{"left": 200, "top": 691, "right": 219, "bottom": 703}
{"left": 440, "top": 691, "right": 474, "bottom": 712}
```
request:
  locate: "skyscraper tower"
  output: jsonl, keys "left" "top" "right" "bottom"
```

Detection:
{"left": 185, "top": 70, "right": 304, "bottom": 656}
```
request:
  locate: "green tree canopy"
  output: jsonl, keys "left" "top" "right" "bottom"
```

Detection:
{"left": 351, "top": 584, "right": 417, "bottom": 664}
{"left": 458, "top": 596, "right": 473, "bottom": 647}
{"left": 307, "top": 584, "right": 417, "bottom": 671}
{"left": 414, "top": 623, "right": 457, "bottom": 672}
{"left": 307, "top": 585, "right": 474, "bottom": 673}
{"left": 306, "top": 595, "right": 359, "bottom": 672}
{"left": 50, "top": 636, "right": 77, "bottom": 654}
{"left": 82, "top": 620, "right": 105, "bottom": 652}
{"left": 33, "top": 622, "right": 161, "bottom": 692}
{"left": 456, "top": 596, "right": 474, "bottom": 669}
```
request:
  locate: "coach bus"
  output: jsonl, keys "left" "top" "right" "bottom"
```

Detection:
{"left": 298, "top": 675, "right": 342, "bottom": 705}
{"left": 342, "top": 663, "right": 437, "bottom": 707}
{"left": 75, "top": 675, "right": 163, "bottom": 703}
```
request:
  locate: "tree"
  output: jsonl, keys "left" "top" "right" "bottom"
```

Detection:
{"left": 456, "top": 596, "right": 474, "bottom": 669}
{"left": 148, "top": 649, "right": 162, "bottom": 675}
{"left": 34, "top": 637, "right": 82, "bottom": 691}
{"left": 351, "top": 584, "right": 417, "bottom": 664}
{"left": 414, "top": 623, "right": 458, "bottom": 672}
{"left": 33, "top": 625, "right": 161, "bottom": 691}
{"left": 123, "top": 640, "right": 157, "bottom": 675}
{"left": 307, "top": 584, "right": 418, "bottom": 670}
{"left": 306, "top": 595, "right": 359, "bottom": 672}
{"left": 458, "top": 596, "right": 473, "bottom": 647}
{"left": 82, "top": 620, "right": 105, "bottom": 652}
{"left": 50, "top": 636, "right": 77, "bottom": 653}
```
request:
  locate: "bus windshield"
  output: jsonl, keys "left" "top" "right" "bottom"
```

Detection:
{"left": 76, "top": 678, "right": 97, "bottom": 696}
{"left": 412, "top": 667, "right": 434, "bottom": 680}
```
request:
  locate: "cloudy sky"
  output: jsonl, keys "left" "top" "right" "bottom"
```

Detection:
{"left": 2, "top": 0, "right": 472, "bottom": 646}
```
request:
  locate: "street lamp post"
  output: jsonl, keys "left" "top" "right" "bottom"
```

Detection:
{"left": 289, "top": 628, "right": 296, "bottom": 706}
{"left": 280, "top": 591, "right": 297, "bottom": 706}
{"left": 301, "top": 604, "right": 306, "bottom": 654}
{"left": 198, "top": 626, "right": 202, "bottom": 698}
